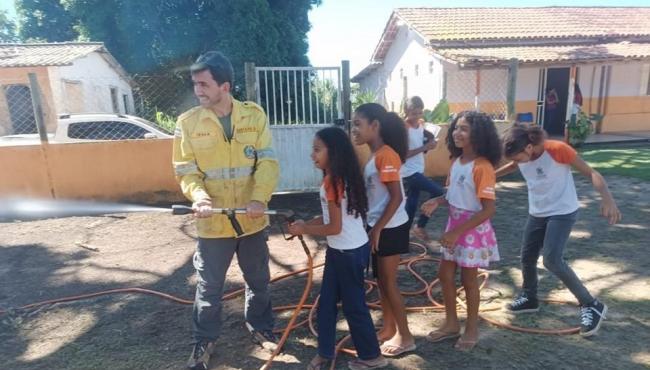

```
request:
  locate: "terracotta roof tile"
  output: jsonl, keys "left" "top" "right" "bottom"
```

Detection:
{"left": 395, "top": 7, "right": 650, "bottom": 42}
{"left": 0, "top": 42, "right": 105, "bottom": 68}
{"left": 438, "top": 41, "right": 650, "bottom": 66}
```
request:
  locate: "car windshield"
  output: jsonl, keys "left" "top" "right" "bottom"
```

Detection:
{"left": 132, "top": 117, "right": 172, "bottom": 135}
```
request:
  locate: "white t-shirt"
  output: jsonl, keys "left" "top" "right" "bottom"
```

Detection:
{"left": 365, "top": 145, "right": 408, "bottom": 228}
{"left": 320, "top": 176, "right": 369, "bottom": 250}
{"left": 445, "top": 157, "right": 496, "bottom": 212}
{"left": 518, "top": 140, "right": 580, "bottom": 217}
{"left": 401, "top": 125, "right": 425, "bottom": 178}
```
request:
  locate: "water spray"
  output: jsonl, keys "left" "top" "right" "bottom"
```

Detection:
{"left": 0, "top": 198, "right": 169, "bottom": 221}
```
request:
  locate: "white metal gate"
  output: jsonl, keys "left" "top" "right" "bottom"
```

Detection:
{"left": 254, "top": 66, "right": 343, "bottom": 192}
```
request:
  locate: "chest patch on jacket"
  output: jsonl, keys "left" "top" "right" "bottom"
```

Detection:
{"left": 244, "top": 145, "right": 256, "bottom": 159}
{"left": 237, "top": 127, "right": 257, "bottom": 134}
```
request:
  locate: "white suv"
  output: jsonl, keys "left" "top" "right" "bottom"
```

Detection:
{"left": 0, "top": 113, "right": 173, "bottom": 145}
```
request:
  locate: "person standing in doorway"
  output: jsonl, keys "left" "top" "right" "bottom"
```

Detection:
{"left": 544, "top": 87, "right": 559, "bottom": 129}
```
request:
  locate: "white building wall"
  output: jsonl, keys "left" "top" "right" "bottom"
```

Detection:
{"left": 513, "top": 61, "right": 649, "bottom": 109}
{"left": 49, "top": 52, "right": 133, "bottom": 115}
{"left": 358, "top": 25, "right": 444, "bottom": 113}
{"left": 356, "top": 72, "right": 386, "bottom": 106}
{"left": 607, "top": 62, "right": 648, "bottom": 96}
{"left": 515, "top": 67, "right": 540, "bottom": 101}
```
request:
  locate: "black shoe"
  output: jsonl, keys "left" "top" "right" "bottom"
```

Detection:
{"left": 247, "top": 322, "right": 278, "bottom": 352}
{"left": 580, "top": 299, "right": 608, "bottom": 337}
{"left": 186, "top": 341, "right": 216, "bottom": 370}
{"left": 507, "top": 293, "right": 540, "bottom": 313}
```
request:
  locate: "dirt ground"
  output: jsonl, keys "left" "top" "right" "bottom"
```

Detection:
{"left": 1, "top": 174, "right": 649, "bottom": 370}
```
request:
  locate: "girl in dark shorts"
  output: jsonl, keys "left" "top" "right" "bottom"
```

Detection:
{"left": 352, "top": 103, "right": 415, "bottom": 358}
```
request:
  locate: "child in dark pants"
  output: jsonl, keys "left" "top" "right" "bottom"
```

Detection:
{"left": 497, "top": 123, "right": 621, "bottom": 336}
{"left": 400, "top": 96, "right": 444, "bottom": 240}
{"left": 289, "top": 127, "right": 386, "bottom": 370}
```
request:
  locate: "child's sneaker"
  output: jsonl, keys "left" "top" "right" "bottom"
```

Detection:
{"left": 507, "top": 293, "right": 540, "bottom": 313}
{"left": 186, "top": 340, "right": 215, "bottom": 370}
{"left": 580, "top": 299, "right": 608, "bottom": 337}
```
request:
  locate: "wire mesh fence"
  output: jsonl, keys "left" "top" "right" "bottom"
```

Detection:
{"left": 0, "top": 77, "right": 39, "bottom": 136}
{"left": 0, "top": 73, "right": 199, "bottom": 142}
{"left": 1, "top": 65, "right": 510, "bottom": 143}
{"left": 446, "top": 67, "right": 509, "bottom": 120}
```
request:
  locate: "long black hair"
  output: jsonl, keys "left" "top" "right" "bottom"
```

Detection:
{"left": 503, "top": 122, "right": 547, "bottom": 158}
{"left": 315, "top": 127, "right": 368, "bottom": 220}
{"left": 355, "top": 103, "right": 408, "bottom": 163}
{"left": 447, "top": 110, "right": 502, "bottom": 167}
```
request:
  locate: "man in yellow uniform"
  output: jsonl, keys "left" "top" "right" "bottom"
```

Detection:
{"left": 173, "top": 51, "right": 279, "bottom": 370}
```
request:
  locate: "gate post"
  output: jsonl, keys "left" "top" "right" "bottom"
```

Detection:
{"left": 507, "top": 58, "right": 518, "bottom": 121}
{"left": 28, "top": 73, "right": 49, "bottom": 143}
{"left": 244, "top": 62, "right": 256, "bottom": 102}
{"left": 28, "top": 73, "right": 56, "bottom": 198}
{"left": 341, "top": 60, "right": 351, "bottom": 131}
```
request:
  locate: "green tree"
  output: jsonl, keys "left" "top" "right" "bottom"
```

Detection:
{"left": 16, "top": 0, "right": 78, "bottom": 42}
{"left": 15, "top": 0, "right": 321, "bottom": 73}
{"left": 0, "top": 10, "right": 18, "bottom": 42}
{"left": 14, "top": 0, "right": 322, "bottom": 124}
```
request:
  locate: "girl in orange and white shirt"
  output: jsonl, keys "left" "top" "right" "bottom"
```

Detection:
{"left": 421, "top": 111, "right": 502, "bottom": 351}
{"left": 289, "top": 127, "right": 387, "bottom": 370}
{"left": 352, "top": 103, "right": 416, "bottom": 358}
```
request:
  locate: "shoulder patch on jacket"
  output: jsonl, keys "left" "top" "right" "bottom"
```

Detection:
{"left": 177, "top": 106, "right": 201, "bottom": 124}
{"left": 242, "top": 101, "right": 265, "bottom": 113}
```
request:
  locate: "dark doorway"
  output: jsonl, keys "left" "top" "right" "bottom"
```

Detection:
{"left": 543, "top": 68, "right": 570, "bottom": 136}
{"left": 5, "top": 84, "right": 37, "bottom": 134}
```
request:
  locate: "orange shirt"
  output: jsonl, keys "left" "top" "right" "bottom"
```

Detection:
{"left": 364, "top": 145, "right": 408, "bottom": 228}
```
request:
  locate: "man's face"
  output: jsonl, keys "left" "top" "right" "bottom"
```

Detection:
{"left": 192, "top": 69, "right": 229, "bottom": 108}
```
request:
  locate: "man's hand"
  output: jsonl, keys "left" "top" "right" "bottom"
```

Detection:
{"left": 192, "top": 198, "right": 213, "bottom": 218}
{"left": 246, "top": 200, "right": 266, "bottom": 219}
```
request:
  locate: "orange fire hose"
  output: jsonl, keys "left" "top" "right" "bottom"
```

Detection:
{"left": 0, "top": 241, "right": 580, "bottom": 369}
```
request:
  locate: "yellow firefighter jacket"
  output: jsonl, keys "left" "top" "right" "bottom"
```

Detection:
{"left": 172, "top": 99, "right": 279, "bottom": 238}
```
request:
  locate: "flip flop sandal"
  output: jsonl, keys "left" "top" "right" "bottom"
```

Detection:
{"left": 380, "top": 342, "right": 417, "bottom": 358}
{"left": 426, "top": 330, "right": 461, "bottom": 343}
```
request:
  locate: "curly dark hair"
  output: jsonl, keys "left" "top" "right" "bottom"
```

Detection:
{"left": 315, "top": 127, "right": 368, "bottom": 220}
{"left": 354, "top": 103, "right": 408, "bottom": 163}
{"left": 446, "top": 110, "right": 502, "bottom": 167}
{"left": 503, "top": 122, "right": 547, "bottom": 158}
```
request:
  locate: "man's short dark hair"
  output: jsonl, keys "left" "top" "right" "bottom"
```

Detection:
{"left": 190, "top": 51, "right": 234, "bottom": 86}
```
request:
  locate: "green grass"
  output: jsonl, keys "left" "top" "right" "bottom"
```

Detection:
{"left": 580, "top": 144, "right": 650, "bottom": 181}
